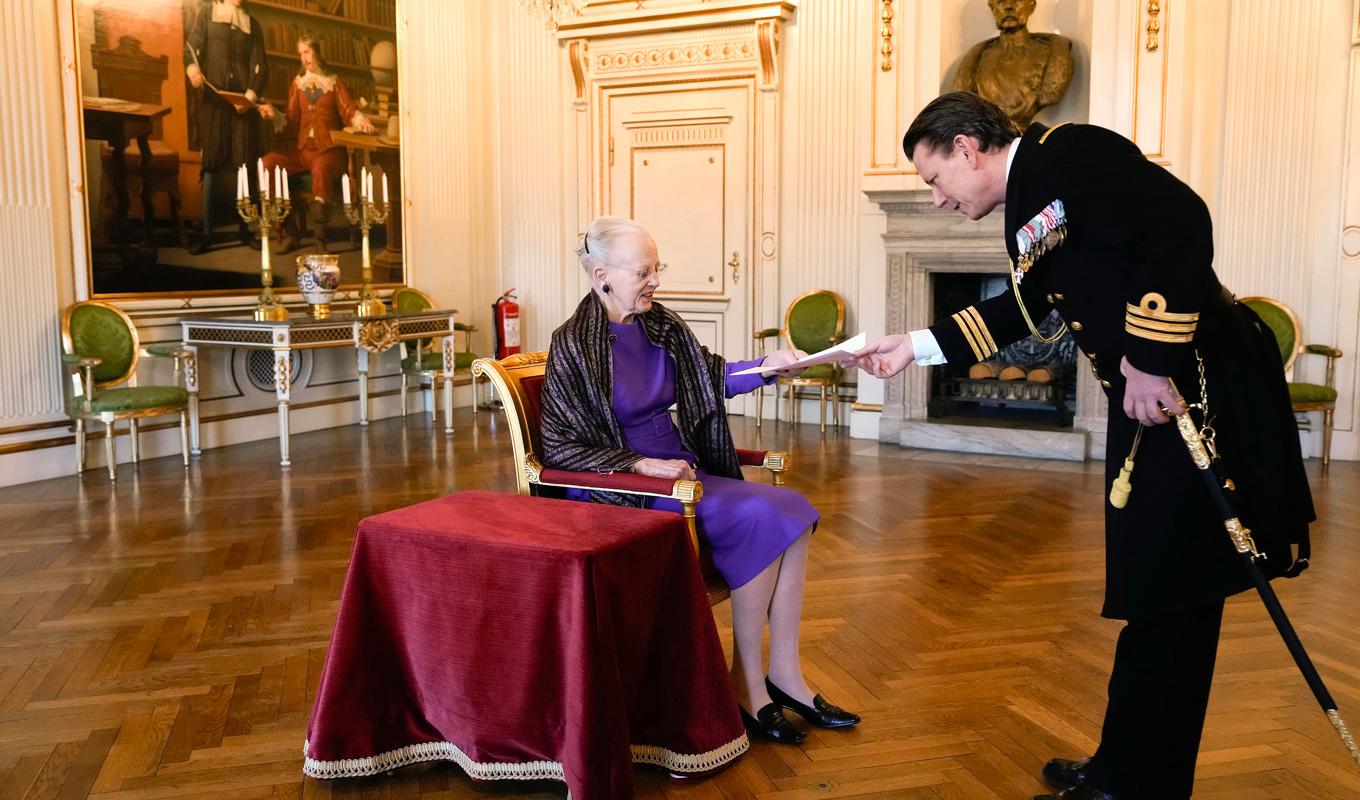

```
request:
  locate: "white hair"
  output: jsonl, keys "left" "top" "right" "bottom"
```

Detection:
{"left": 576, "top": 216, "right": 648, "bottom": 274}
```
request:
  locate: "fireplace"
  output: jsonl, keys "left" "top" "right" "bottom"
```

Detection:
{"left": 865, "top": 189, "right": 1107, "bottom": 461}
{"left": 929, "top": 273, "right": 1077, "bottom": 427}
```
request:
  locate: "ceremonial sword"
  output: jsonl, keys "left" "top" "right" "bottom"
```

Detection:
{"left": 1169, "top": 402, "right": 1360, "bottom": 774}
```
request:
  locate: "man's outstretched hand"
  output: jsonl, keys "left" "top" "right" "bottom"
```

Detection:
{"left": 851, "top": 334, "right": 916, "bottom": 378}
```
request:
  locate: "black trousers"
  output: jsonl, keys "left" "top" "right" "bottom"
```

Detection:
{"left": 1084, "top": 598, "right": 1225, "bottom": 799}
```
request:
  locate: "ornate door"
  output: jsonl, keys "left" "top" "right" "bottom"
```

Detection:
{"left": 605, "top": 82, "right": 752, "bottom": 397}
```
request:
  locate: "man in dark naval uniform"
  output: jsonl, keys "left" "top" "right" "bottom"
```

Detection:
{"left": 184, "top": 0, "right": 270, "bottom": 254}
{"left": 855, "top": 92, "right": 1315, "bottom": 800}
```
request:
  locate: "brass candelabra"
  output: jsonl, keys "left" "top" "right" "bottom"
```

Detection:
{"left": 342, "top": 187, "right": 390, "bottom": 318}
{"left": 236, "top": 193, "right": 291, "bottom": 321}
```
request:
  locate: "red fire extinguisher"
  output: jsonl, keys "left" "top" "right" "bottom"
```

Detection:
{"left": 492, "top": 289, "right": 521, "bottom": 360}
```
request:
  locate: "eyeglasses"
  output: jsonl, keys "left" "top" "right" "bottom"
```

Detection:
{"left": 609, "top": 263, "right": 669, "bottom": 281}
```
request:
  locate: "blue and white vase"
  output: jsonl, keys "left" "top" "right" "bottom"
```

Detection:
{"left": 296, "top": 254, "right": 341, "bottom": 319}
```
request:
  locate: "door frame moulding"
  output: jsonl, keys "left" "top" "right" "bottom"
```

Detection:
{"left": 559, "top": 1, "right": 792, "bottom": 344}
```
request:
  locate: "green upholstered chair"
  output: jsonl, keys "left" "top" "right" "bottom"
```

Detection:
{"left": 390, "top": 287, "right": 480, "bottom": 433}
{"left": 60, "top": 300, "right": 194, "bottom": 481}
{"left": 1242, "top": 296, "right": 1343, "bottom": 471}
{"left": 754, "top": 289, "right": 846, "bottom": 433}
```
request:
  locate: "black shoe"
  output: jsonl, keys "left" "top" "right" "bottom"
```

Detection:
{"left": 1031, "top": 786, "right": 1119, "bottom": 800}
{"left": 1043, "top": 757, "right": 1092, "bottom": 791}
{"left": 187, "top": 235, "right": 210, "bottom": 255}
{"left": 740, "top": 703, "right": 805, "bottom": 744}
{"left": 765, "top": 677, "right": 861, "bottom": 728}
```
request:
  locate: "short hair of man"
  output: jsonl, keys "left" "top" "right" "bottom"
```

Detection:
{"left": 902, "top": 91, "right": 1022, "bottom": 162}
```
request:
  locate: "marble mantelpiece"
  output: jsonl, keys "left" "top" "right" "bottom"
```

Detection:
{"left": 867, "top": 189, "right": 1107, "bottom": 461}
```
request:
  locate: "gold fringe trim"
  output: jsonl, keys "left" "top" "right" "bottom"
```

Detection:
{"left": 632, "top": 734, "right": 750, "bottom": 773}
{"left": 301, "top": 733, "right": 750, "bottom": 783}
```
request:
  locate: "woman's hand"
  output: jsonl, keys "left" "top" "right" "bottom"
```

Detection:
{"left": 257, "top": 103, "right": 276, "bottom": 119}
{"left": 632, "top": 458, "right": 697, "bottom": 481}
{"left": 189, "top": 72, "right": 204, "bottom": 90}
{"left": 355, "top": 114, "right": 376, "bottom": 134}
{"left": 763, "top": 348, "right": 809, "bottom": 375}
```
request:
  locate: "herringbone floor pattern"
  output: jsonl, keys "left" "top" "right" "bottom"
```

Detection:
{"left": 1, "top": 411, "right": 1356, "bottom": 799}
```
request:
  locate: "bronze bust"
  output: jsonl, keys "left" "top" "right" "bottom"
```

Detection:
{"left": 952, "top": 0, "right": 1074, "bottom": 127}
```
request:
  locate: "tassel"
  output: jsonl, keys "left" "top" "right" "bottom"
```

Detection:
{"left": 1109, "top": 425, "right": 1144, "bottom": 509}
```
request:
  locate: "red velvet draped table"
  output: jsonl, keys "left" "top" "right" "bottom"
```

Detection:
{"left": 303, "top": 490, "right": 748, "bottom": 798}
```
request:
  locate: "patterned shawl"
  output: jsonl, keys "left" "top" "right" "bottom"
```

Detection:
{"left": 540, "top": 291, "right": 744, "bottom": 507}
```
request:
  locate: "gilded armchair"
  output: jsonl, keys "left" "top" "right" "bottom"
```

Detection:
{"left": 60, "top": 300, "right": 195, "bottom": 481}
{"left": 472, "top": 352, "right": 790, "bottom": 605}
{"left": 1242, "top": 296, "right": 1343, "bottom": 471}
{"left": 754, "top": 289, "right": 847, "bottom": 433}
{"left": 391, "top": 287, "right": 481, "bottom": 433}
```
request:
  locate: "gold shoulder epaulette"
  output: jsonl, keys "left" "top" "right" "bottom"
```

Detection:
{"left": 1125, "top": 292, "right": 1198, "bottom": 343}
{"left": 1039, "top": 122, "right": 1072, "bottom": 144}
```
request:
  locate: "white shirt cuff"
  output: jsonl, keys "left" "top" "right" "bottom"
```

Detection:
{"left": 909, "top": 329, "right": 947, "bottom": 365}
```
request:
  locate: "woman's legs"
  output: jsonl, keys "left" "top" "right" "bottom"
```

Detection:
{"left": 767, "top": 527, "right": 816, "bottom": 704}
{"left": 729, "top": 525, "right": 816, "bottom": 710}
{"left": 729, "top": 553, "right": 781, "bottom": 711}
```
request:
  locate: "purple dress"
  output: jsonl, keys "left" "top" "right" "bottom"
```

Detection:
{"left": 572, "top": 320, "right": 819, "bottom": 589}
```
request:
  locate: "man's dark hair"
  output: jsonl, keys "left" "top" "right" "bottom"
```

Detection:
{"left": 903, "top": 92, "right": 1022, "bottom": 161}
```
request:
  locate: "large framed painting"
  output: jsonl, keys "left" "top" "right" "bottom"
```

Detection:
{"left": 68, "top": 0, "right": 404, "bottom": 297}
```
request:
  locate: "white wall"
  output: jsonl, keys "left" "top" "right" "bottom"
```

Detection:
{"left": 0, "top": 0, "right": 80, "bottom": 482}
{"left": 2, "top": 0, "right": 1356, "bottom": 486}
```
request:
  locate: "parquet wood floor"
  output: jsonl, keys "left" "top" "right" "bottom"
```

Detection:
{"left": 0, "top": 411, "right": 1356, "bottom": 799}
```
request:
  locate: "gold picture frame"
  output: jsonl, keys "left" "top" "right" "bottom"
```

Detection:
{"left": 58, "top": 0, "right": 408, "bottom": 301}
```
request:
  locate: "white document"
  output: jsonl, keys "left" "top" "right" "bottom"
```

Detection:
{"left": 732, "top": 331, "right": 867, "bottom": 376}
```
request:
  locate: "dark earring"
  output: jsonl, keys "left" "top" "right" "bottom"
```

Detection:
{"left": 602, "top": 283, "right": 611, "bottom": 294}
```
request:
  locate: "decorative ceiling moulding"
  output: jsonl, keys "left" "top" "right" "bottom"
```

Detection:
{"left": 555, "top": 0, "right": 795, "bottom": 40}
{"left": 518, "top": 0, "right": 587, "bottom": 30}
{"left": 590, "top": 32, "right": 759, "bottom": 76}
{"left": 569, "top": 21, "right": 784, "bottom": 93}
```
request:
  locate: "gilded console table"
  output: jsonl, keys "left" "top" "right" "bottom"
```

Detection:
{"left": 180, "top": 309, "right": 458, "bottom": 466}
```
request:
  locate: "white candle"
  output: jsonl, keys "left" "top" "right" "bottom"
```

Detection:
{"left": 282, "top": 167, "right": 290, "bottom": 200}
{"left": 257, "top": 159, "right": 266, "bottom": 199}
{"left": 235, "top": 165, "right": 243, "bottom": 200}
{"left": 382, "top": 172, "right": 389, "bottom": 205}
{"left": 367, "top": 171, "right": 374, "bottom": 204}
{"left": 361, "top": 167, "right": 369, "bottom": 201}
{"left": 342, "top": 174, "right": 351, "bottom": 205}
{"left": 272, "top": 166, "right": 280, "bottom": 200}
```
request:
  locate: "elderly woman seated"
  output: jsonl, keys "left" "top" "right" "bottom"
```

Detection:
{"left": 540, "top": 216, "right": 861, "bottom": 744}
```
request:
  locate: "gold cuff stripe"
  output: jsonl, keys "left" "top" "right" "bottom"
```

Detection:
{"left": 1125, "top": 314, "right": 1198, "bottom": 334}
{"left": 1126, "top": 305, "right": 1200, "bottom": 323}
{"left": 1125, "top": 323, "right": 1195, "bottom": 343}
{"left": 964, "top": 306, "right": 999, "bottom": 354}
{"left": 951, "top": 312, "right": 985, "bottom": 361}
{"left": 956, "top": 309, "right": 996, "bottom": 358}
